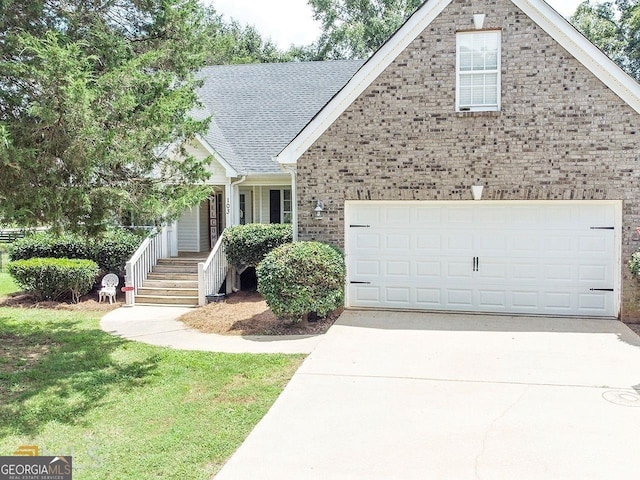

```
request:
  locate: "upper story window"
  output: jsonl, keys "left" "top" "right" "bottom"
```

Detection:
{"left": 456, "top": 31, "right": 501, "bottom": 112}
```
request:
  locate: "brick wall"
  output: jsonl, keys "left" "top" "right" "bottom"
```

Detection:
{"left": 296, "top": 0, "right": 640, "bottom": 319}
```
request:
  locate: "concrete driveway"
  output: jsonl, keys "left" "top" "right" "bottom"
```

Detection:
{"left": 215, "top": 310, "right": 640, "bottom": 480}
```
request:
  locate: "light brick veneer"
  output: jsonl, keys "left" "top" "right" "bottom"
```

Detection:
{"left": 296, "top": 0, "right": 640, "bottom": 320}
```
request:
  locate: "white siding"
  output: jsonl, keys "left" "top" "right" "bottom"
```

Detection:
{"left": 199, "top": 201, "right": 210, "bottom": 252}
{"left": 183, "top": 140, "right": 229, "bottom": 184}
{"left": 177, "top": 207, "right": 199, "bottom": 252}
{"left": 257, "top": 185, "right": 291, "bottom": 224}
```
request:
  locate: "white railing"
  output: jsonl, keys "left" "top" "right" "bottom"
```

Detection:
{"left": 198, "top": 235, "right": 228, "bottom": 306}
{"left": 125, "top": 224, "right": 174, "bottom": 306}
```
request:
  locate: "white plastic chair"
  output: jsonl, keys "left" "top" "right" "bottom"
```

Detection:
{"left": 99, "top": 273, "right": 119, "bottom": 304}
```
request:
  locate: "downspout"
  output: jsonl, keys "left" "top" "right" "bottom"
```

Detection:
{"left": 226, "top": 175, "right": 246, "bottom": 294}
{"left": 230, "top": 175, "right": 247, "bottom": 226}
{"left": 281, "top": 164, "right": 298, "bottom": 242}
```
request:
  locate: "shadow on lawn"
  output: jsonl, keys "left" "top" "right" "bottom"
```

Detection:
{"left": 0, "top": 315, "right": 159, "bottom": 437}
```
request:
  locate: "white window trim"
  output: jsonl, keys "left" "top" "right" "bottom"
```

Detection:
{"left": 282, "top": 189, "right": 292, "bottom": 224}
{"left": 456, "top": 30, "right": 502, "bottom": 112}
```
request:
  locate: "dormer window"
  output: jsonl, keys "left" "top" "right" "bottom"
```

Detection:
{"left": 456, "top": 31, "right": 501, "bottom": 112}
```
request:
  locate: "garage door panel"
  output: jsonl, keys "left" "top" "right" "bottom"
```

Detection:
{"left": 543, "top": 292, "right": 573, "bottom": 310}
{"left": 447, "top": 208, "right": 474, "bottom": 223}
{"left": 385, "top": 287, "right": 411, "bottom": 304}
{"left": 447, "top": 289, "right": 474, "bottom": 307}
{"left": 578, "top": 235, "right": 611, "bottom": 255}
{"left": 544, "top": 236, "right": 574, "bottom": 254}
{"left": 511, "top": 291, "right": 540, "bottom": 309}
{"left": 354, "top": 233, "right": 379, "bottom": 249}
{"left": 579, "top": 265, "right": 607, "bottom": 282}
{"left": 416, "top": 234, "right": 442, "bottom": 251}
{"left": 381, "top": 207, "right": 412, "bottom": 225}
{"left": 448, "top": 261, "right": 473, "bottom": 279}
{"left": 416, "top": 288, "right": 442, "bottom": 305}
{"left": 416, "top": 261, "right": 441, "bottom": 277}
{"left": 475, "top": 207, "right": 509, "bottom": 225}
{"left": 446, "top": 234, "right": 473, "bottom": 253}
{"left": 478, "top": 290, "right": 507, "bottom": 308}
{"left": 386, "top": 261, "right": 411, "bottom": 276}
{"left": 579, "top": 293, "right": 607, "bottom": 312}
{"left": 346, "top": 201, "right": 618, "bottom": 317}
{"left": 416, "top": 207, "right": 443, "bottom": 224}
{"left": 354, "top": 260, "right": 380, "bottom": 277}
{"left": 510, "top": 263, "right": 539, "bottom": 281}
{"left": 352, "top": 285, "right": 381, "bottom": 303}
{"left": 543, "top": 264, "right": 575, "bottom": 282}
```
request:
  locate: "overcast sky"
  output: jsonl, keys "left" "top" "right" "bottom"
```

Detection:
{"left": 210, "top": 0, "right": 586, "bottom": 49}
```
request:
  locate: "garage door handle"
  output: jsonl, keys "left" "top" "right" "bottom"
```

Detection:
{"left": 472, "top": 257, "right": 479, "bottom": 272}
{"left": 350, "top": 281, "right": 371, "bottom": 285}
{"left": 590, "top": 288, "right": 614, "bottom": 292}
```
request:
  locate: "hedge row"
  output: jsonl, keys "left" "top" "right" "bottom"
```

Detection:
{"left": 8, "top": 258, "right": 99, "bottom": 303}
{"left": 10, "top": 229, "right": 142, "bottom": 275}
{"left": 222, "top": 223, "right": 293, "bottom": 269}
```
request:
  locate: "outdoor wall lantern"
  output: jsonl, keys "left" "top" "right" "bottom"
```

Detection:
{"left": 473, "top": 14, "right": 486, "bottom": 29}
{"left": 471, "top": 185, "right": 484, "bottom": 201}
{"left": 314, "top": 200, "right": 325, "bottom": 219}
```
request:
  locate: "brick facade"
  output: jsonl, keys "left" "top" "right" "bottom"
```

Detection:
{"left": 296, "top": 0, "right": 640, "bottom": 320}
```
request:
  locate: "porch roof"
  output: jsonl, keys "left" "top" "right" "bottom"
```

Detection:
{"left": 195, "top": 60, "right": 365, "bottom": 175}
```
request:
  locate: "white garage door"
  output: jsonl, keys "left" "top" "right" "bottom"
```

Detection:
{"left": 345, "top": 201, "right": 620, "bottom": 317}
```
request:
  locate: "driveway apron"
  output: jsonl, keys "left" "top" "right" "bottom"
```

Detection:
{"left": 215, "top": 310, "right": 640, "bottom": 480}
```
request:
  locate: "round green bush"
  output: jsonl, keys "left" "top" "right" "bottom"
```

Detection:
{"left": 222, "top": 223, "right": 293, "bottom": 269}
{"left": 257, "top": 241, "right": 345, "bottom": 321}
{"left": 8, "top": 257, "right": 100, "bottom": 303}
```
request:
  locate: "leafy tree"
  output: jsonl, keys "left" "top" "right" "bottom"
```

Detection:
{"left": 204, "top": 11, "right": 295, "bottom": 64}
{"left": 307, "top": 0, "right": 423, "bottom": 59}
{"left": 570, "top": 0, "right": 640, "bottom": 81}
{"left": 0, "top": 0, "right": 214, "bottom": 234}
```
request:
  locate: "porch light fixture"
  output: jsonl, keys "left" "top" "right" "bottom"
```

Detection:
{"left": 473, "top": 14, "right": 486, "bottom": 29}
{"left": 471, "top": 185, "right": 484, "bottom": 201}
{"left": 314, "top": 200, "right": 324, "bottom": 219}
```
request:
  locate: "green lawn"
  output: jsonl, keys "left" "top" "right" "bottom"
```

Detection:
{"left": 0, "top": 250, "right": 19, "bottom": 297}
{"left": 0, "top": 308, "right": 304, "bottom": 479}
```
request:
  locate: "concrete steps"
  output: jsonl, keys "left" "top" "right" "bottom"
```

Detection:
{"left": 135, "top": 254, "right": 206, "bottom": 307}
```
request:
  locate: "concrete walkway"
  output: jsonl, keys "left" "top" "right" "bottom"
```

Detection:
{"left": 100, "top": 306, "right": 323, "bottom": 354}
{"left": 215, "top": 310, "right": 640, "bottom": 480}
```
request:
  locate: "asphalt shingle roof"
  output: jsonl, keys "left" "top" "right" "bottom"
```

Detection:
{"left": 196, "top": 60, "right": 365, "bottom": 174}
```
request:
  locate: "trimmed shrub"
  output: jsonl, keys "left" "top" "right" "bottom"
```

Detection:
{"left": 222, "top": 223, "right": 293, "bottom": 269}
{"left": 8, "top": 258, "right": 99, "bottom": 303}
{"left": 9, "top": 229, "right": 142, "bottom": 275}
{"left": 257, "top": 241, "right": 345, "bottom": 321}
{"left": 629, "top": 249, "right": 640, "bottom": 277}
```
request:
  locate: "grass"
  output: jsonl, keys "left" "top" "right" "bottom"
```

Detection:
{"left": 0, "top": 307, "right": 304, "bottom": 479}
{"left": 0, "top": 250, "right": 19, "bottom": 297}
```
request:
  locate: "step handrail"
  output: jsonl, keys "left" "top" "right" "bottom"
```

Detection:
{"left": 125, "top": 225, "right": 173, "bottom": 305}
{"left": 198, "top": 235, "right": 228, "bottom": 306}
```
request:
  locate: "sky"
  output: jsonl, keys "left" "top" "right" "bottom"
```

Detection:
{"left": 210, "top": 0, "right": 586, "bottom": 49}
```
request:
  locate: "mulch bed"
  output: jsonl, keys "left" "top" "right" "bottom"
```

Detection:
{"left": 0, "top": 292, "right": 122, "bottom": 312}
{"left": 179, "top": 290, "right": 342, "bottom": 336}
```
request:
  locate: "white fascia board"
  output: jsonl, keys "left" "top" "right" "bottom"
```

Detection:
{"left": 194, "top": 133, "right": 239, "bottom": 177}
{"left": 241, "top": 173, "right": 291, "bottom": 187}
{"left": 512, "top": 0, "right": 640, "bottom": 114}
{"left": 275, "top": 0, "right": 452, "bottom": 166}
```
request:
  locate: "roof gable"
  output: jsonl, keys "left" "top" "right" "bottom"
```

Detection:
{"left": 276, "top": 0, "right": 640, "bottom": 166}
